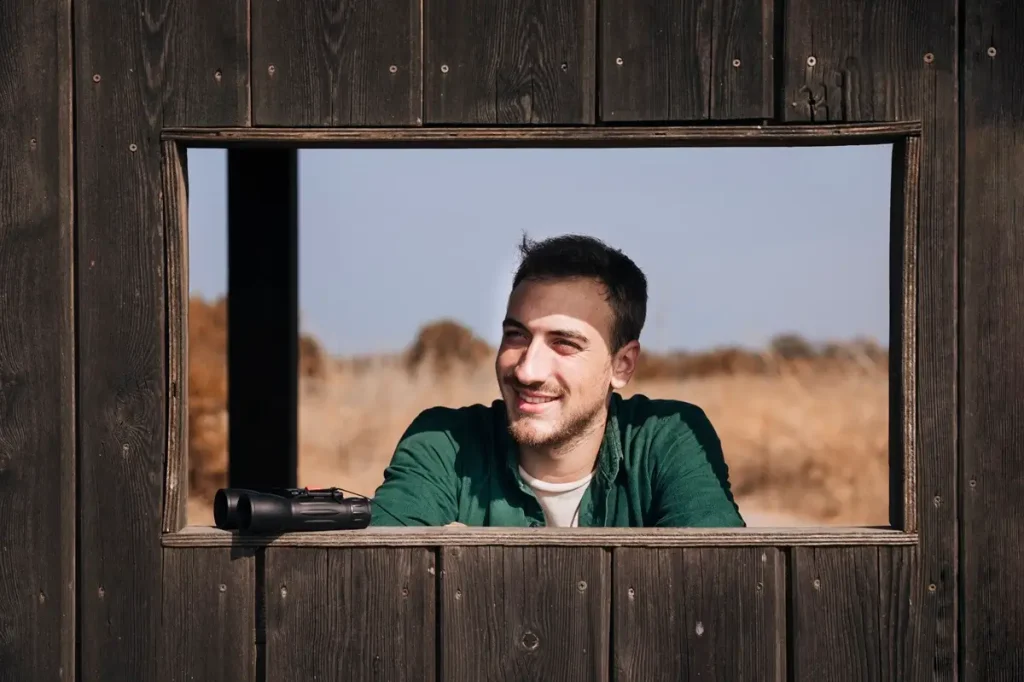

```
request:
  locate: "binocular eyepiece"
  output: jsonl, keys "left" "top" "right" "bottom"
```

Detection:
{"left": 214, "top": 486, "right": 372, "bottom": 533}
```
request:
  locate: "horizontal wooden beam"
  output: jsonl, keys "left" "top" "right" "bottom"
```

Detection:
{"left": 161, "top": 121, "right": 922, "bottom": 148}
{"left": 164, "top": 526, "right": 919, "bottom": 548}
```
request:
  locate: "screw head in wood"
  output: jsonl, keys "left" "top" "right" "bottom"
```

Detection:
{"left": 806, "top": 56, "right": 817, "bottom": 67}
{"left": 987, "top": 46, "right": 997, "bottom": 57}
{"left": 268, "top": 65, "right": 276, "bottom": 75}
{"left": 440, "top": 64, "right": 449, "bottom": 73}
{"left": 389, "top": 65, "right": 398, "bottom": 73}
{"left": 129, "top": 143, "right": 138, "bottom": 152}
{"left": 218, "top": 584, "right": 226, "bottom": 592}
{"left": 92, "top": 74, "right": 101, "bottom": 83}
{"left": 732, "top": 58, "right": 741, "bottom": 67}
{"left": 214, "top": 69, "right": 223, "bottom": 81}
{"left": 615, "top": 57, "right": 623, "bottom": 65}
{"left": 924, "top": 53, "right": 934, "bottom": 63}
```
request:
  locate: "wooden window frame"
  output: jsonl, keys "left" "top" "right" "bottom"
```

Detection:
{"left": 158, "top": 122, "right": 921, "bottom": 549}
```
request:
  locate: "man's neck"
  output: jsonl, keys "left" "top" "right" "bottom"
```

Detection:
{"left": 517, "top": 414, "right": 607, "bottom": 484}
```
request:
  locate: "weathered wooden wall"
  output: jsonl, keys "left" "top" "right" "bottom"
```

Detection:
{"left": 0, "top": 0, "right": 76, "bottom": 680}
{"left": 3, "top": 0, "right": 1024, "bottom": 680}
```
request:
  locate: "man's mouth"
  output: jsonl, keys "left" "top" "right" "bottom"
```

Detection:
{"left": 510, "top": 386, "right": 560, "bottom": 413}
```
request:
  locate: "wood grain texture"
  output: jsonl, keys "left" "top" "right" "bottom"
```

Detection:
{"left": 160, "top": 548, "right": 257, "bottom": 682}
{"left": 600, "top": 0, "right": 773, "bottom": 121}
{"left": 252, "top": 0, "right": 421, "bottom": 125}
{"left": 613, "top": 548, "right": 785, "bottom": 681}
{"left": 439, "top": 546, "right": 610, "bottom": 682}
{"left": 0, "top": 0, "right": 75, "bottom": 679}
{"left": 75, "top": 1, "right": 167, "bottom": 680}
{"left": 263, "top": 548, "right": 436, "bottom": 681}
{"left": 962, "top": 1, "right": 1024, "bottom": 678}
{"left": 790, "top": 547, "right": 919, "bottom": 681}
{"left": 162, "top": 0, "right": 250, "bottom": 126}
{"left": 163, "top": 121, "right": 921, "bottom": 147}
{"left": 889, "top": 136, "right": 921, "bottom": 533}
{"left": 424, "top": 0, "right": 596, "bottom": 124}
{"left": 164, "top": 525, "right": 919, "bottom": 548}
{"left": 162, "top": 141, "right": 189, "bottom": 533}
{"left": 782, "top": 0, "right": 936, "bottom": 122}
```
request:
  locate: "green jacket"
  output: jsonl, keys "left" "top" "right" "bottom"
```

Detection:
{"left": 369, "top": 392, "right": 745, "bottom": 528}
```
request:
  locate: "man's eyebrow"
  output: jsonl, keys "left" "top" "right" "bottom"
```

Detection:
{"left": 551, "top": 328, "right": 590, "bottom": 344}
{"left": 503, "top": 318, "right": 589, "bottom": 344}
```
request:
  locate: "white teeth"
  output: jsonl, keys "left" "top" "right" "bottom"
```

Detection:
{"left": 519, "top": 393, "right": 556, "bottom": 404}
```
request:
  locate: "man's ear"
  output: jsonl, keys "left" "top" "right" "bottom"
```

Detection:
{"left": 610, "top": 340, "right": 641, "bottom": 390}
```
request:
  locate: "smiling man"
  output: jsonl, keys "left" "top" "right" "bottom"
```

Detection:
{"left": 369, "top": 234, "right": 745, "bottom": 528}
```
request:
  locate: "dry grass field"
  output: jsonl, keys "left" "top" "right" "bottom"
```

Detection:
{"left": 186, "top": 296, "right": 891, "bottom": 528}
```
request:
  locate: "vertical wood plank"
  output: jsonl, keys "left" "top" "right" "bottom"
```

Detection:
{"left": 162, "top": 140, "right": 189, "bottom": 532}
{"left": 252, "top": 0, "right": 422, "bottom": 126}
{"left": 785, "top": 3, "right": 957, "bottom": 680}
{"left": 0, "top": 0, "right": 75, "bottom": 679}
{"left": 75, "top": 0, "right": 167, "bottom": 679}
{"left": 879, "top": 545, "right": 920, "bottom": 682}
{"left": 423, "top": 0, "right": 596, "bottom": 124}
{"left": 962, "top": 0, "right": 1024, "bottom": 678}
{"left": 264, "top": 548, "right": 436, "bottom": 681}
{"left": 613, "top": 548, "right": 785, "bottom": 682}
{"left": 163, "top": 0, "right": 251, "bottom": 126}
{"left": 227, "top": 148, "right": 299, "bottom": 489}
{"left": 600, "top": 0, "right": 773, "bottom": 122}
{"left": 782, "top": 0, "right": 935, "bottom": 123}
{"left": 790, "top": 547, "right": 882, "bottom": 681}
{"left": 440, "top": 546, "right": 610, "bottom": 682}
{"left": 160, "top": 548, "right": 257, "bottom": 682}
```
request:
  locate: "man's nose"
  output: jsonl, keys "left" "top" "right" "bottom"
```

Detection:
{"left": 514, "top": 341, "right": 550, "bottom": 385}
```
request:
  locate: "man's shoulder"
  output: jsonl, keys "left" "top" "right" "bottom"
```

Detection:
{"left": 614, "top": 393, "right": 719, "bottom": 457}
{"left": 400, "top": 400, "right": 504, "bottom": 450}
{"left": 616, "top": 392, "right": 716, "bottom": 434}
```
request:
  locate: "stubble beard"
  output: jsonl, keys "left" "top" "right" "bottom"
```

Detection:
{"left": 505, "top": 389, "right": 606, "bottom": 457}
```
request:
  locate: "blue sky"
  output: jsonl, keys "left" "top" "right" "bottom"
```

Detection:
{"left": 186, "top": 143, "right": 893, "bottom": 356}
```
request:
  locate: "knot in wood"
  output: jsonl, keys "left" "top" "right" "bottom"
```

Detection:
{"left": 521, "top": 632, "right": 539, "bottom": 650}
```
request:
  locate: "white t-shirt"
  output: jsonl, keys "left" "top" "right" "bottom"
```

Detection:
{"left": 518, "top": 466, "right": 595, "bottom": 527}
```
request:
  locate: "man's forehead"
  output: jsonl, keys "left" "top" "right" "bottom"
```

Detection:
{"left": 506, "top": 278, "right": 613, "bottom": 335}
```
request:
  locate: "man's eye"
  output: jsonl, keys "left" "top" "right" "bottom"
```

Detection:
{"left": 556, "top": 339, "right": 581, "bottom": 350}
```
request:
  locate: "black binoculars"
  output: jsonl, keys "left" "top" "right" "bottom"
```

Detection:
{"left": 214, "top": 486, "right": 372, "bottom": 533}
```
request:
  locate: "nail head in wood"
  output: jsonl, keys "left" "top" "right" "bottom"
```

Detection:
{"left": 807, "top": 56, "right": 817, "bottom": 67}
{"left": 924, "top": 53, "right": 934, "bottom": 63}
{"left": 615, "top": 57, "right": 623, "bottom": 65}
{"left": 92, "top": 74, "right": 101, "bottom": 83}
{"left": 129, "top": 144, "right": 137, "bottom": 153}
{"left": 987, "top": 47, "right": 997, "bottom": 57}
{"left": 389, "top": 65, "right": 398, "bottom": 73}
{"left": 268, "top": 65, "right": 276, "bottom": 75}
{"left": 440, "top": 64, "right": 449, "bottom": 73}
{"left": 732, "top": 58, "right": 741, "bottom": 67}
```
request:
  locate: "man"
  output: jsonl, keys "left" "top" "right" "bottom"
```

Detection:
{"left": 370, "top": 234, "right": 744, "bottom": 528}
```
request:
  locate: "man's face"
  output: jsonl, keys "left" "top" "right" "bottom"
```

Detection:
{"left": 496, "top": 276, "right": 638, "bottom": 452}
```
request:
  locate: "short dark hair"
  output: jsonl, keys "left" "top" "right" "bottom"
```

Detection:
{"left": 511, "top": 233, "right": 648, "bottom": 351}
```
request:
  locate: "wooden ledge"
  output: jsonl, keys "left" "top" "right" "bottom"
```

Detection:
{"left": 162, "top": 525, "right": 918, "bottom": 548}
{"left": 161, "top": 122, "right": 922, "bottom": 148}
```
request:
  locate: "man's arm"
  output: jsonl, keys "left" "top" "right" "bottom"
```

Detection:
{"left": 369, "top": 408, "right": 460, "bottom": 527}
{"left": 648, "top": 408, "right": 745, "bottom": 528}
